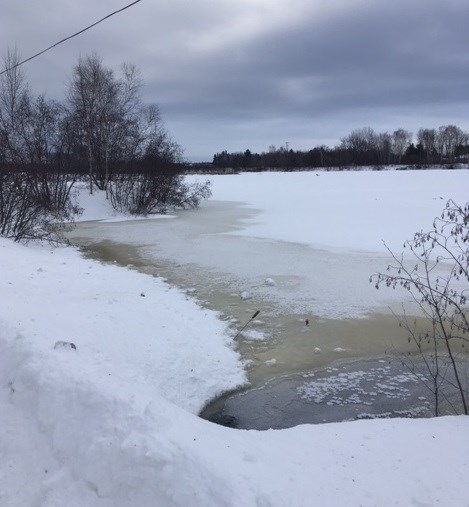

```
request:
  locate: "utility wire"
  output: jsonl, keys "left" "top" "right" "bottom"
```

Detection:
{"left": 0, "top": 0, "right": 143, "bottom": 76}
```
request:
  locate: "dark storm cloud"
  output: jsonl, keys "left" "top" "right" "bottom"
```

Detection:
{"left": 159, "top": 0, "right": 469, "bottom": 119}
{"left": 2, "top": 0, "right": 469, "bottom": 159}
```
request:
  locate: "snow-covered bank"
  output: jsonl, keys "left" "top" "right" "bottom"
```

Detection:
{"left": 1, "top": 170, "right": 469, "bottom": 505}
{"left": 0, "top": 239, "right": 244, "bottom": 414}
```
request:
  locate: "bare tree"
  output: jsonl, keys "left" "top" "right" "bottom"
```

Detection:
{"left": 67, "top": 55, "right": 166, "bottom": 194}
{"left": 340, "top": 126, "right": 377, "bottom": 153}
{"left": 0, "top": 49, "right": 80, "bottom": 241}
{"left": 371, "top": 200, "right": 469, "bottom": 415}
{"left": 391, "top": 129, "right": 412, "bottom": 164}
{"left": 67, "top": 54, "right": 120, "bottom": 193}
{"left": 417, "top": 128, "right": 437, "bottom": 164}
{"left": 0, "top": 50, "right": 212, "bottom": 235}
{"left": 376, "top": 132, "right": 392, "bottom": 165}
{"left": 0, "top": 47, "right": 31, "bottom": 164}
{"left": 436, "top": 125, "right": 466, "bottom": 164}
{"left": 339, "top": 127, "right": 382, "bottom": 166}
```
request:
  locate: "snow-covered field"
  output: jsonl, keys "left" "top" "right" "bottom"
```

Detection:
{"left": 199, "top": 169, "right": 469, "bottom": 253}
{"left": 1, "top": 169, "right": 469, "bottom": 506}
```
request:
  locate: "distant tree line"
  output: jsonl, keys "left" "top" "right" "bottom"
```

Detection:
{"left": 0, "top": 49, "right": 209, "bottom": 241}
{"left": 211, "top": 126, "right": 469, "bottom": 171}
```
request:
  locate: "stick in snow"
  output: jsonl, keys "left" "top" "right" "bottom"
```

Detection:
{"left": 233, "top": 310, "right": 260, "bottom": 340}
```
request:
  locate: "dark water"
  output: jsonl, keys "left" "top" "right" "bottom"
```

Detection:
{"left": 201, "top": 356, "right": 440, "bottom": 429}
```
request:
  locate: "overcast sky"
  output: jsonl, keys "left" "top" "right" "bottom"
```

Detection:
{"left": 2, "top": 0, "right": 469, "bottom": 161}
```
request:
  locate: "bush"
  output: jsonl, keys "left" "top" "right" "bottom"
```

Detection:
{"left": 0, "top": 169, "right": 79, "bottom": 243}
{"left": 109, "top": 171, "right": 211, "bottom": 215}
{"left": 371, "top": 200, "right": 469, "bottom": 415}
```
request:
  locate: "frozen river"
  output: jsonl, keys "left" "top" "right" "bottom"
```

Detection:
{"left": 68, "top": 169, "right": 469, "bottom": 427}
{"left": 70, "top": 200, "right": 413, "bottom": 319}
{"left": 67, "top": 198, "right": 441, "bottom": 427}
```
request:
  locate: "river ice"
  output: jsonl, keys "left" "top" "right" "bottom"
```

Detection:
{"left": 72, "top": 200, "right": 412, "bottom": 320}
{"left": 74, "top": 169, "right": 469, "bottom": 321}
{"left": 68, "top": 170, "right": 469, "bottom": 430}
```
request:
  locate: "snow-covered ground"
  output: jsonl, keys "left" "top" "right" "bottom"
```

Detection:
{"left": 200, "top": 169, "right": 469, "bottom": 253}
{"left": 1, "top": 169, "right": 469, "bottom": 506}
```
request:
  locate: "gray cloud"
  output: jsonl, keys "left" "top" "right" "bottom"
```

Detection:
{"left": 2, "top": 0, "right": 469, "bottom": 160}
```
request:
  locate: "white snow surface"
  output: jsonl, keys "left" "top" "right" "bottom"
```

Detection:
{"left": 200, "top": 169, "right": 469, "bottom": 253}
{"left": 1, "top": 170, "right": 469, "bottom": 506}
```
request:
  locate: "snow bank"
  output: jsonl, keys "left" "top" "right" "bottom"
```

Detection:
{"left": 2, "top": 314, "right": 468, "bottom": 506}
{"left": 0, "top": 236, "right": 246, "bottom": 505}
{"left": 0, "top": 239, "right": 244, "bottom": 414}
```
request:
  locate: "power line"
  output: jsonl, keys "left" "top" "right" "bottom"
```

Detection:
{"left": 0, "top": 0, "right": 143, "bottom": 76}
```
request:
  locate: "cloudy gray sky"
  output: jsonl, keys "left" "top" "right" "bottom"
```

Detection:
{"left": 2, "top": 0, "right": 469, "bottom": 161}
